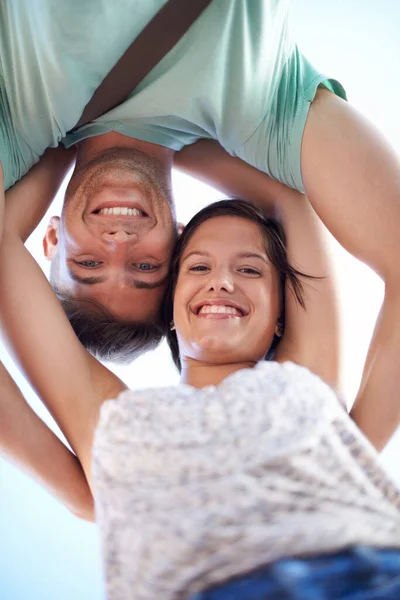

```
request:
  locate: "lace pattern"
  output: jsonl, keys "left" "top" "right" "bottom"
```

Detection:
{"left": 93, "top": 362, "right": 400, "bottom": 600}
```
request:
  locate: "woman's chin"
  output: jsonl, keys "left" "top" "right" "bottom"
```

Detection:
{"left": 192, "top": 335, "right": 243, "bottom": 362}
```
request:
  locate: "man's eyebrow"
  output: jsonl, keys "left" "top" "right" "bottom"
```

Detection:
{"left": 67, "top": 267, "right": 167, "bottom": 289}
{"left": 67, "top": 269, "right": 106, "bottom": 285}
{"left": 130, "top": 275, "right": 168, "bottom": 289}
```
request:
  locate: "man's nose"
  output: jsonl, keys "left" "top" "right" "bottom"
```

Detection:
{"left": 102, "top": 230, "right": 138, "bottom": 243}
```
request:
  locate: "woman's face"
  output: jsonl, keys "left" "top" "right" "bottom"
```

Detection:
{"left": 173, "top": 216, "right": 281, "bottom": 365}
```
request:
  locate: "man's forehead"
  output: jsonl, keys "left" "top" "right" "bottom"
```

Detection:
{"left": 68, "top": 281, "right": 166, "bottom": 322}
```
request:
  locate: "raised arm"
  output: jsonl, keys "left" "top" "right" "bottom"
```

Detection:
{"left": 0, "top": 149, "right": 126, "bottom": 488}
{"left": 300, "top": 89, "right": 400, "bottom": 450}
{"left": 175, "top": 140, "right": 340, "bottom": 390}
{"left": 4, "top": 146, "right": 75, "bottom": 241}
{"left": 0, "top": 361, "right": 94, "bottom": 520}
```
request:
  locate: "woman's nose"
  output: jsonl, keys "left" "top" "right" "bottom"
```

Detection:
{"left": 207, "top": 270, "right": 234, "bottom": 293}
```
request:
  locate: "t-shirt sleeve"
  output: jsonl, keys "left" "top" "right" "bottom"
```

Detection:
{"left": 0, "top": 121, "right": 12, "bottom": 190}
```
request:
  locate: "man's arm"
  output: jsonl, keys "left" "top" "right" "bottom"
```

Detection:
{"left": 0, "top": 361, "right": 94, "bottom": 521}
{"left": 175, "top": 140, "right": 341, "bottom": 390}
{"left": 301, "top": 88, "right": 400, "bottom": 450}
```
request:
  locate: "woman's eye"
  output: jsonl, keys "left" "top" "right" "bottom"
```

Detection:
{"left": 76, "top": 260, "right": 102, "bottom": 268}
{"left": 189, "top": 265, "right": 209, "bottom": 272}
{"left": 239, "top": 267, "right": 260, "bottom": 275}
{"left": 135, "top": 263, "right": 157, "bottom": 271}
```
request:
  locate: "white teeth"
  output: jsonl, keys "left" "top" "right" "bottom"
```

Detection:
{"left": 98, "top": 207, "right": 143, "bottom": 216}
{"left": 199, "top": 305, "right": 242, "bottom": 316}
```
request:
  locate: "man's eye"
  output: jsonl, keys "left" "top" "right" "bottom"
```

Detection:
{"left": 76, "top": 260, "right": 102, "bottom": 268}
{"left": 135, "top": 263, "right": 157, "bottom": 271}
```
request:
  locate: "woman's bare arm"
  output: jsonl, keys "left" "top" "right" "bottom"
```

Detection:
{"left": 0, "top": 150, "right": 126, "bottom": 488}
{"left": 0, "top": 361, "right": 94, "bottom": 521}
{"left": 175, "top": 140, "right": 340, "bottom": 390}
{"left": 4, "top": 146, "right": 75, "bottom": 241}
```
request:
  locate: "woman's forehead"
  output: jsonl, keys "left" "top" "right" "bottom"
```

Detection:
{"left": 187, "top": 215, "right": 265, "bottom": 246}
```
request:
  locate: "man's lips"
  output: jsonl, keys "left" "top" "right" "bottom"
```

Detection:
{"left": 191, "top": 299, "right": 248, "bottom": 317}
{"left": 88, "top": 184, "right": 152, "bottom": 218}
{"left": 91, "top": 200, "right": 148, "bottom": 217}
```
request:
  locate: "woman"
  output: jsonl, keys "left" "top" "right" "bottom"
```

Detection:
{"left": 93, "top": 198, "right": 400, "bottom": 599}
{"left": 0, "top": 148, "right": 398, "bottom": 597}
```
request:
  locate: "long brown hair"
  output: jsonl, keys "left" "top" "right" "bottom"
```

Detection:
{"left": 163, "top": 199, "right": 313, "bottom": 370}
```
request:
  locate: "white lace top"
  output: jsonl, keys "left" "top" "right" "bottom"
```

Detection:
{"left": 93, "top": 362, "right": 400, "bottom": 600}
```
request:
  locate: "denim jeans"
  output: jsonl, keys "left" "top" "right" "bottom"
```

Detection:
{"left": 190, "top": 547, "right": 400, "bottom": 599}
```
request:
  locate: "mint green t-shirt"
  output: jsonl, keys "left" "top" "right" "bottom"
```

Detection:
{"left": 0, "top": 1, "right": 345, "bottom": 192}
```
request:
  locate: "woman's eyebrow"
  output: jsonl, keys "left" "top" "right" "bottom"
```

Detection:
{"left": 181, "top": 250, "right": 269, "bottom": 263}
{"left": 181, "top": 250, "right": 211, "bottom": 262}
{"left": 236, "top": 252, "right": 269, "bottom": 263}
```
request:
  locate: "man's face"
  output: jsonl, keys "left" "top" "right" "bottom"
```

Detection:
{"left": 44, "top": 148, "right": 178, "bottom": 322}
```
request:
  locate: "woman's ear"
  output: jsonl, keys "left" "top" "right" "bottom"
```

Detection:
{"left": 177, "top": 222, "right": 185, "bottom": 236}
{"left": 275, "top": 317, "right": 284, "bottom": 338}
{"left": 42, "top": 216, "right": 60, "bottom": 260}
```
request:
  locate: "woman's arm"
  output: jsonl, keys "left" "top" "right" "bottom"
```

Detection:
{"left": 175, "top": 140, "right": 340, "bottom": 390}
{"left": 0, "top": 361, "right": 94, "bottom": 521}
{"left": 0, "top": 150, "right": 126, "bottom": 488}
{"left": 4, "top": 146, "right": 75, "bottom": 241}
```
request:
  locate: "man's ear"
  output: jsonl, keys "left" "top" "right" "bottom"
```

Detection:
{"left": 43, "top": 216, "right": 60, "bottom": 260}
{"left": 177, "top": 222, "right": 185, "bottom": 236}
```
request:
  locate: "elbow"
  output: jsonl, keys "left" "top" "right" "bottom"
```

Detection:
{"left": 66, "top": 487, "right": 96, "bottom": 522}
{"left": 69, "top": 499, "right": 96, "bottom": 523}
{"left": 71, "top": 506, "right": 96, "bottom": 523}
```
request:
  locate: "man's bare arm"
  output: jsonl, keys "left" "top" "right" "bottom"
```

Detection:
{"left": 0, "top": 361, "right": 94, "bottom": 521}
{"left": 175, "top": 141, "right": 340, "bottom": 390}
{"left": 301, "top": 88, "right": 400, "bottom": 450}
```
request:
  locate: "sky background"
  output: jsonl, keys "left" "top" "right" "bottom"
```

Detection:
{"left": 1, "top": 1, "right": 400, "bottom": 599}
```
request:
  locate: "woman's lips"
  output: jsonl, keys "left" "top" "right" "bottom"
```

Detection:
{"left": 196, "top": 312, "right": 242, "bottom": 320}
{"left": 191, "top": 299, "right": 248, "bottom": 316}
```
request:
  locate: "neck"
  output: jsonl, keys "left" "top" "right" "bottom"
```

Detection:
{"left": 76, "top": 131, "right": 175, "bottom": 170}
{"left": 180, "top": 360, "right": 257, "bottom": 388}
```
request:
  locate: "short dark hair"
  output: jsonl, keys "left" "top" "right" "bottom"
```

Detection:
{"left": 55, "top": 293, "right": 165, "bottom": 363}
{"left": 163, "top": 199, "right": 313, "bottom": 371}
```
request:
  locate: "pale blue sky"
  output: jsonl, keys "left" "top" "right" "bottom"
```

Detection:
{"left": 1, "top": 2, "right": 400, "bottom": 599}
